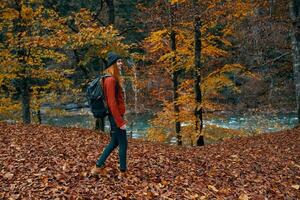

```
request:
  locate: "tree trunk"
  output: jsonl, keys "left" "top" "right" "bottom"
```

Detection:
{"left": 193, "top": 14, "right": 204, "bottom": 146}
{"left": 37, "top": 108, "right": 42, "bottom": 124}
{"left": 132, "top": 63, "right": 139, "bottom": 139}
{"left": 15, "top": 1, "right": 31, "bottom": 124}
{"left": 173, "top": 68, "right": 182, "bottom": 146}
{"left": 268, "top": 78, "right": 274, "bottom": 103}
{"left": 73, "top": 50, "right": 88, "bottom": 78}
{"left": 290, "top": 0, "right": 300, "bottom": 125}
{"left": 269, "top": 0, "right": 275, "bottom": 16}
{"left": 105, "top": 0, "right": 115, "bottom": 25}
{"left": 95, "top": 118, "right": 105, "bottom": 132}
{"left": 21, "top": 78, "right": 31, "bottom": 124}
{"left": 169, "top": 4, "right": 182, "bottom": 146}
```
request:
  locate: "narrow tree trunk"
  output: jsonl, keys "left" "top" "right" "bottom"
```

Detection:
{"left": 105, "top": 0, "right": 115, "bottom": 25}
{"left": 268, "top": 78, "right": 274, "bottom": 103}
{"left": 290, "top": 0, "right": 300, "bottom": 125}
{"left": 169, "top": 4, "right": 182, "bottom": 146}
{"left": 193, "top": 15, "right": 204, "bottom": 146}
{"left": 73, "top": 50, "right": 88, "bottom": 78}
{"left": 37, "top": 108, "right": 42, "bottom": 124}
{"left": 15, "top": 2, "right": 31, "bottom": 124}
{"left": 173, "top": 69, "right": 182, "bottom": 145}
{"left": 95, "top": 118, "right": 105, "bottom": 132}
{"left": 21, "top": 79, "right": 31, "bottom": 124}
{"left": 269, "top": 0, "right": 275, "bottom": 16}
{"left": 132, "top": 63, "right": 139, "bottom": 139}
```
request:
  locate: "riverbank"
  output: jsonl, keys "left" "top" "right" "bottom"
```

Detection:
{"left": 0, "top": 122, "right": 299, "bottom": 199}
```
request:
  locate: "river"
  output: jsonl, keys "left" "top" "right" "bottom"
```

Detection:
{"left": 40, "top": 107, "right": 298, "bottom": 139}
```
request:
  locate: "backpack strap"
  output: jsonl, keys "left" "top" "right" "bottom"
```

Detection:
{"left": 99, "top": 74, "right": 111, "bottom": 115}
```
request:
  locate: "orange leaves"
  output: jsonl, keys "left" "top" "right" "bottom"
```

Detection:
{"left": 0, "top": 8, "right": 19, "bottom": 20}
{"left": 1, "top": 123, "right": 300, "bottom": 198}
{"left": 144, "top": 29, "right": 169, "bottom": 53}
{"left": 21, "top": 6, "right": 34, "bottom": 19}
{"left": 170, "top": 0, "right": 187, "bottom": 5}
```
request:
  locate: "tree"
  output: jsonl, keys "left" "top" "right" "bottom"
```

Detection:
{"left": 105, "top": 0, "right": 115, "bottom": 25}
{"left": 0, "top": 0, "right": 71, "bottom": 123}
{"left": 232, "top": 0, "right": 293, "bottom": 114}
{"left": 168, "top": 2, "right": 182, "bottom": 145}
{"left": 144, "top": 0, "right": 254, "bottom": 145}
{"left": 192, "top": 0, "right": 204, "bottom": 146}
{"left": 0, "top": 1, "right": 130, "bottom": 124}
{"left": 290, "top": 0, "right": 300, "bottom": 125}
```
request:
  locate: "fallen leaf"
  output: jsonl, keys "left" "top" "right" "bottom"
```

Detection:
{"left": 291, "top": 185, "right": 299, "bottom": 190}
{"left": 62, "top": 163, "right": 67, "bottom": 171}
{"left": 0, "top": 122, "right": 299, "bottom": 199}
{"left": 208, "top": 185, "right": 218, "bottom": 192}
{"left": 3, "top": 172, "right": 14, "bottom": 180}
{"left": 40, "top": 167, "right": 47, "bottom": 172}
{"left": 8, "top": 194, "right": 20, "bottom": 200}
{"left": 239, "top": 193, "right": 249, "bottom": 200}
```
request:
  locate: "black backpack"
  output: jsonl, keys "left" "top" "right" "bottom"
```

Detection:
{"left": 86, "top": 74, "right": 111, "bottom": 118}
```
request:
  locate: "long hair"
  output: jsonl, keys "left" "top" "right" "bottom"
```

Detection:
{"left": 103, "top": 63, "right": 123, "bottom": 87}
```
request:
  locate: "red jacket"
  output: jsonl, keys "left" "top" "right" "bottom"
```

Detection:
{"left": 103, "top": 76, "right": 126, "bottom": 128}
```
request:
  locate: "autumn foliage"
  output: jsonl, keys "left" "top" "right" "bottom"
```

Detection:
{"left": 0, "top": 0, "right": 129, "bottom": 122}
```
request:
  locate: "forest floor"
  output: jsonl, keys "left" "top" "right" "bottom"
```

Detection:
{"left": 0, "top": 122, "right": 299, "bottom": 199}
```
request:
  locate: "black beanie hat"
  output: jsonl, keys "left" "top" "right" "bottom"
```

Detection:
{"left": 105, "top": 52, "right": 122, "bottom": 70}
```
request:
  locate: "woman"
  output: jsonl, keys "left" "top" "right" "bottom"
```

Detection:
{"left": 91, "top": 52, "right": 127, "bottom": 175}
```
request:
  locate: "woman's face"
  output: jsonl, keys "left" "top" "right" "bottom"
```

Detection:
{"left": 116, "top": 59, "right": 124, "bottom": 72}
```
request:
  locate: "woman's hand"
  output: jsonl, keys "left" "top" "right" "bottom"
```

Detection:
{"left": 120, "top": 124, "right": 126, "bottom": 130}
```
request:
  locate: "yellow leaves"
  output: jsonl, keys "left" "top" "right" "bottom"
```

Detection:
{"left": 202, "top": 63, "right": 256, "bottom": 97}
{"left": 0, "top": 97, "right": 21, "bottom": 119}
{"left": 0, "top": 8, "right": 19, "bottom": 20}
{"left": 29, "top": 0, "right": 43, "bottom": 3}
{"left": 203, "top": 125, "right": 246, "bottom": 142}
{"left": 45, "top": 8, "right": 59, "bottom": 18}
{"left": 147, "top": 127, "right": 167, "bottom": 142}
{"left": 69, "top": 23, "right": 127, "bottom": 55}
{"left": 0, "top": 4, "right": 129, "bottom": 123}
{"left": 21, "top": 6, "right": 34, "bottom": 20}
{"left": 63, "top": 69, "right": 75, "bottom": 76}
{"left": 202, "top": 45, "right": 228, "bottom": 58}
{"left": 170, "top": 0, "right": 187, "bottom": 5}
{"left": 201, "top": 101, "right": 225, "bottom": 111}
{"left": 158, "top": 51, "right": 175, "bottom": 64}
{"left": 144, "top": 29, "right": 168, "bottom": 53}
{"left": 0, "top": 73, "right": 17, "bottom": 82}
{"left": 222, "top": 28, "right": 234, "bottom": 37}
{"left": 220, "top": 38, "right": 232, "bottom": 47}
{"left": 40, "top": 49, "right": 67, "bottom": 63}
{"left": 74, "top": 8, "right": 94, "bottom": 26}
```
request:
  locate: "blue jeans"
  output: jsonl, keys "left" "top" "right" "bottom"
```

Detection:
{"left": 96, "top": 115, "right": 127, "bottom": 171}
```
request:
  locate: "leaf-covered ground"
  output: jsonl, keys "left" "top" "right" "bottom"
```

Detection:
{"left": 0, "top": 122, "right": 299, "bottom": 199}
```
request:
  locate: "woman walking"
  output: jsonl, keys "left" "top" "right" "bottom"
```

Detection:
{"left": 91, "top": 52, "right": 127, "bottom": 175}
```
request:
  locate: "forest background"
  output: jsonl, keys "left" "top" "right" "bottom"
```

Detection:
{"left": 0, "top": 0, "right": 299, "bottom": 146}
